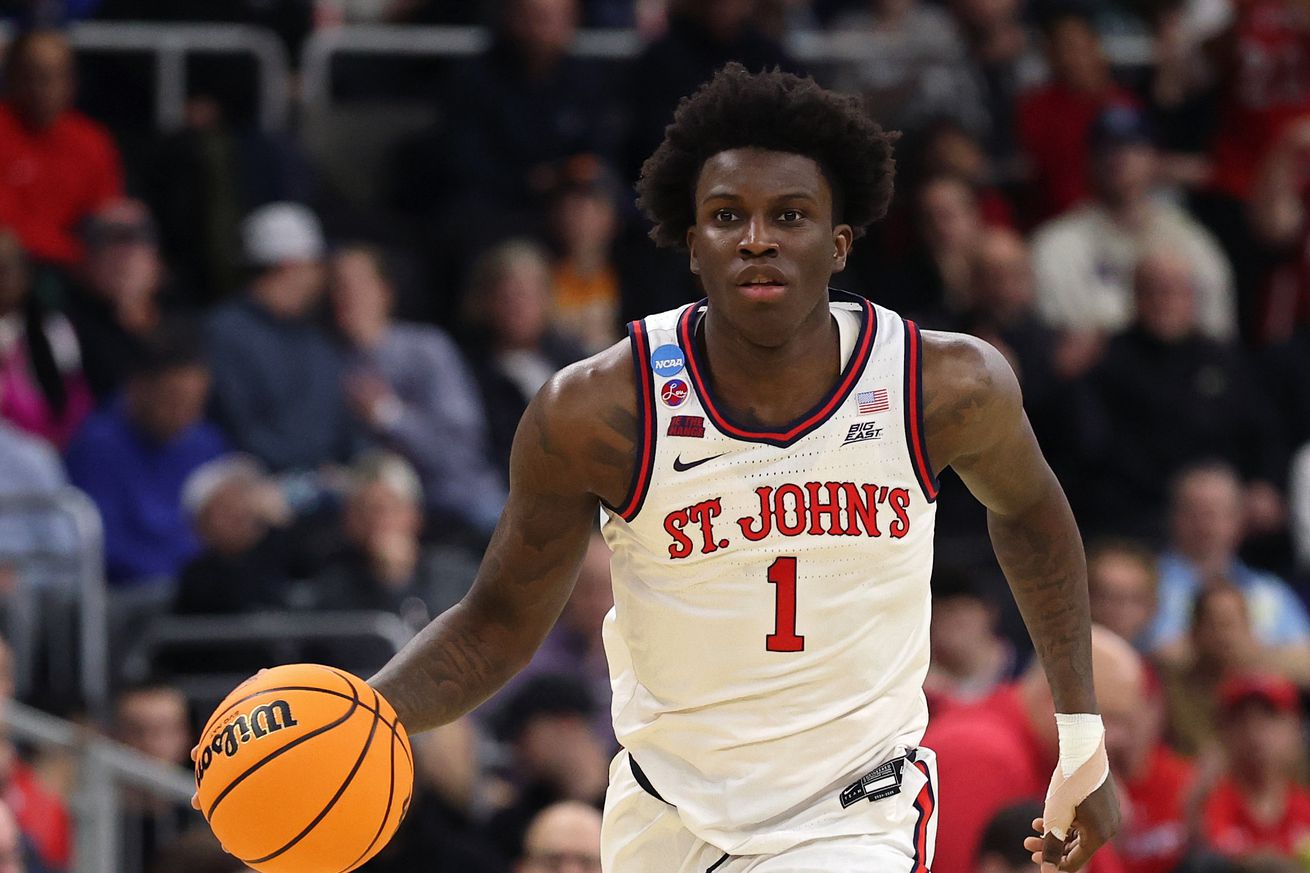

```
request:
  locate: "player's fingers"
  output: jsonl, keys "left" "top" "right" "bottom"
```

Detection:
{"left": 1032, "top": 817, "right": 1045, "bottom": 834}
{"left": 1060, "top": 828, "right": 1103, "bottom": 870}
{"left": 190, "top": 743, "right": 199, "bottom": 762}
{"left": 190, "top": 791, "right": 200, "bottom": 811}
{"left": 1042, "top": 831, "right": 1066, "bottom": 872}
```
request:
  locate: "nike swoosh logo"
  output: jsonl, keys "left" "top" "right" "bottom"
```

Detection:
{"left": 673, "top": 453, "right": 725, "bottom": 472}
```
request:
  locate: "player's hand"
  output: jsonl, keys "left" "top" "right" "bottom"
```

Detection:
{"left": 1022, "top": 781, "right": 1120, "bottom": 871}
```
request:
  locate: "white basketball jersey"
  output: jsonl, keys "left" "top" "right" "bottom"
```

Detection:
{"left": 599, "top": 291, "right": 940, "bottom": 855}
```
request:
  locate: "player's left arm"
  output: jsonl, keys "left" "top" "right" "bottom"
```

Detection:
{"left": 921, "top": 331, "right": 1120, "bottom": 872}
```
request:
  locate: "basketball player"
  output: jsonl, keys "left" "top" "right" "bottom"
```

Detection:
{"left": 370, "top": 64, "right": 1119, "bottom": 871}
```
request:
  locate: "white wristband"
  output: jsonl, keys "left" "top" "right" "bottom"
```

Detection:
{"left": 1055, "top": 713, "right": 1105, "bottom": 778}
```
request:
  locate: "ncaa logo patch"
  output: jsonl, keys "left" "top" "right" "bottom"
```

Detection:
{"left": 651, "top": 344, "right": 685, "bottom": 378}
{"left": 661, "top": 379, "right": 689, "bottom": 408}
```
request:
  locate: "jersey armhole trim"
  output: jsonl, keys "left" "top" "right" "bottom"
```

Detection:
{"left": 610, "top": 318, "right": 657, "bottom": 521}
{"left": 903, "top": 320, "right": 939, "bottom": 503}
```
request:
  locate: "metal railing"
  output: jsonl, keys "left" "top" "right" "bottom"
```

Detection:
{"left": 0, "top": 488, "right": 110, "bottom": 719}
{"left": 300, "top": 23, "right": 1156, "bottom": 117}
{"left": 122, "top": 610, "right": 416, "bottom": 704}
{"left": 2, "top": 698, "right": 196, "bottom": 873}
{"left": 0, "top": 21, "right": 291, "bottom": 132}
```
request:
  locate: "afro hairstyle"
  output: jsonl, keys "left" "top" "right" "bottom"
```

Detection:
{"left": 636, "top": 62, "right": 898, "bottom": 249}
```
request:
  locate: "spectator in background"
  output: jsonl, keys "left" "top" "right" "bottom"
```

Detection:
{"left": 174, "top": 454, "right": 300, "bottom": 616}
{"left": 974, "top": 801, "right": 1043, "bottom": 872}
{"left": 329, "top": 244, "right": 506, "bottom": 539}
{"left": 1207, "top": 0, "right": 1310, "bottom": 206}
{"left": 547, "top": 156, "right": 623, "bottom": 354}
{"left": 461, "top": 240, "right": 584, "bottom": 473}
{"left": 0, "top": 29, "right": 123, "bottom": 266}
{"left": 1030, "top": 105, "right": 1236, "bottom": 345}
{"left": 1087, "top": 540, "right": 1159, "bottom": 652}
{"left": 62, "top": 199, "right": 174, "bottom": 402}
{"left": 946, "top": 0, "right": 1043, "bottom": 179}
{"left": 302, "top": 453, "right": 472, "bottom": 632}
{"left": 1111, "top": 672, "right": 1196, "bottom": 873}
{"left": 1146, "top": 464, "right": 1310, "bottom": 683}
{"left": 885, "top": 174, "right": 985, "bottom": 320}
{"left": 625, "top": 0, "right": 797, "bottom": 182}
{"left": 0, "top": 230, "right": 92, "bottom": 448}
{"left": 366, "top": 719, "right": 506, "bottom": 873}
{"left": 442, "top": 0, "right": 618, "bottom": 219}
{"left": 64, "top": 328, "right": 227, "bottom": 587}
{"left": 517, "top": 802, "right": 602, "bottom": 873}
{"left": 910, "top": 119, "right": 1015, "bottom": 227}
{"left": 827, "top": 0, "right": 975, "bottom": 134}
{"left": 1086, "top": 255, "right": 1284, "bottom": 539}
{"left": 924, "top": 627, "right": 1137, "bottom": 873}
{"left": 924, "top": 564, "right": 1016, "bottom": 716}
{"left": 1163, "top": 583, "right": 1259, "bottom": 756}
{"left": 208, "top": 203, "right": 355, "bottom": 472}
{"left": 112, "top": 683, "right": 194, "bottom": 870}
{"left": 1015, "top": 11, "right": 1136, "bottom": 221}
{"left": 486, "top": 675, "right": 609, "bottom": 863}
{"left": 1248, "top": 118, "right": 1310, "bottom": 343}
{"left": 0, "top": 727, "right": 68, "bottom": 871}
{"left": 0, "top": 371, "right": 74, "bottom": 604}
{"left": 0, "top": 796, "right": 42, "bottom": 873}
{"left": 1202, "top": 675, "right": 1310, "bottom": 863}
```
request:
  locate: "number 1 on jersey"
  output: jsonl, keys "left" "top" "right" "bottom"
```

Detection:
{"left": 766, "top": 556, "right": 804, "bottom": 652}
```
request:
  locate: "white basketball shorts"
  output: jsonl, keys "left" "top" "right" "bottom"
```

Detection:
{"left": 601, "top": 746, "right": 939, "bottom": 873}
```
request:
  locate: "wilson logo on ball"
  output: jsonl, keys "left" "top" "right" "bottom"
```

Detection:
{"left": 195, "top": 700, "right": 299, "bottom": 786}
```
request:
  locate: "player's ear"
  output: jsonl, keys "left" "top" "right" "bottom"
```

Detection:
{"left": 687, "top": 226, "right": 701, "bottom": 275}
{"left": 831, "top": 224, "right": 854, "bottom": 273}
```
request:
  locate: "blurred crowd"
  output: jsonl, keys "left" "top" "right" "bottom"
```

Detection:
{"left": 0, "top": 0, "right": 1307, "bottom": 870}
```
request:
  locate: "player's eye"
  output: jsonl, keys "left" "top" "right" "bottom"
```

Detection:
{"left": 779, "top": 209, "right": 804, "bottom": 222}
{"left": 713, "top": 209, "right": 737, "bottom": 223}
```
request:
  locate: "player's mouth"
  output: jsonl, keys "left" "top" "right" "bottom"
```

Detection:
{"left": 735, "top": 267, "right": 789, "bottom": 301}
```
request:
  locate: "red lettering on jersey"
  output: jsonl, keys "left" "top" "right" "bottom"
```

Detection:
{"left": 888, "top": 487, "right": 912, "bottom": 538}
{"left": 664, "top": 508, "right": 694, "bottom": 559}
{"left": 688, "top": 498, "right": 724, "bottom": 554}
{"left": 804, "top": 481, "right": 849, "bottom": 535}
{"left": 774, "top": 484, "right": 808, "bottom": 536}
{"left": 737, "top": 487, "right": 773, "bottom": 541}
{"left": 843, "top": 482, "right": 882, "bottom": 537}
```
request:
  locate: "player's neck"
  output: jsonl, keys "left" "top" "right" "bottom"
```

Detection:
{"left": 698, "top": 301, "right": 840, "bottom": 429}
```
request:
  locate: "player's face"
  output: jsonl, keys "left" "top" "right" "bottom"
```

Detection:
{"left": 687, "top": 148, "right": 853, "bottom": 346}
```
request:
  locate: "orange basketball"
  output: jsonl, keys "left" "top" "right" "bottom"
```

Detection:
{"left": 195, "top": 664, "right": 413, "bottom": 873}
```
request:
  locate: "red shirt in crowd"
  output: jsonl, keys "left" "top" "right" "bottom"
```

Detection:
{"left": 0, "top": 100, "right": 123, "bottom": 265}
{"left": 1203, "top": 776, "right": 1310, "bottom": 860}
{"left": 5, "top": 760, "right": 71, "bottom": 869}
{"left": 1015, "top": 82, "right": 1137, "bottom": 221}
{"left": 924, "top": 684, "right": 1127, "bottom": 873}
{"left": 1118, "top": 744, "right": 1194, "bottom": 873}
{"left": 1210, "top": 0, "right": 1310, "bottom": 200}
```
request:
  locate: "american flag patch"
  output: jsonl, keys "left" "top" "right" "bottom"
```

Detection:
{"left": 857, "top": 389, "right": 890, "bottom": 415}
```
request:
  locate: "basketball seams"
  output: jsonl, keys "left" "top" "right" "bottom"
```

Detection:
{"left": 244, "top": 687, "right": 383, "bottom": 866}
{"left": 200, "top": 663, "right": 357, "bottom": 739}
{"left": 323, "top": 666, "right": 413, "bottom": 771}
{"left": 203, "top": 681, "right": 363, "bottom": 821}
{"left": 340, "top": 687, "right": 398, "bottom": 873}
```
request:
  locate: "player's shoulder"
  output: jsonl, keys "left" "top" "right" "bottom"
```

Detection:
{"left": 521, "top": 337, "right": 639, "bottom": 506}
{"left": 536, "top": 337, "right": 637, "bottom": 422}
{"left": 919, "top": 329, "right": 1020, "bottom": 409}
{"left": 918, "top": 329, "right": 1023, "bottom": 461}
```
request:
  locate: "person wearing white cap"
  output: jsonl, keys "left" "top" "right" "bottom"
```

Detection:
{"left": 206, "top": 202, "right": 359, "bottom": 472}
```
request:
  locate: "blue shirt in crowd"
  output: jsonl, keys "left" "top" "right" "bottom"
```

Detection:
{"left": 64, "top": 401, "right": 228, "bottom": 586}
{"left": 1145, "top": 550, "right": 1310, "bottom": 650}
{"left": 207, "top": 297, "right": 356, "bottom": 472}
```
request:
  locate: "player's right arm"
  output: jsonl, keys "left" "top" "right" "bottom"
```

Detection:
{"left": 370, "top": 344, "right": 637, "bottom": 733}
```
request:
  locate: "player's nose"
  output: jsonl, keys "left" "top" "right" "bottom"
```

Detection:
{"left": 737, "top": 216, "right": 778, "bottom": 258}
